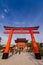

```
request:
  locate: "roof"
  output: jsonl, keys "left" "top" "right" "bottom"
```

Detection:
{"left": 15, "top": 38, "right": 28, "bottom": 43}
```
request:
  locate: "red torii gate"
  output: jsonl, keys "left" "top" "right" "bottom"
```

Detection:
{"left": 2, "top": 26, "right": 41, "bottom": 59}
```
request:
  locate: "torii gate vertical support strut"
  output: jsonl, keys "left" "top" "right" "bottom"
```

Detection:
{"left": 30, "top": 29, "right": 41, "bottom": 59}
{"left": 2, "top": 29, "right": 14, "bottom": 59}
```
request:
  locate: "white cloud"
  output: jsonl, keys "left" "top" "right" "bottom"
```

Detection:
{"left": 1, "top": 15, "right": 5, "bottom": 19}
{"left": 0, "top": 23, "right": 4, "bottom": 26}
{"left": 4, "top": 9, "right": 8, "bottom": 13}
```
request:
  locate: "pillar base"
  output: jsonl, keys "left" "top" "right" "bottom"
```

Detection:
{"left": 35, "top": 53, "right": 41, "bottom": 59}
{"left": 2, "top": 53, "right": 9, "bottom": 59}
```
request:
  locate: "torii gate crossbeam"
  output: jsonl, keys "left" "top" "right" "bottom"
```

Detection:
{"left": 2, "top": 26, "right": 41, "bottom": 59}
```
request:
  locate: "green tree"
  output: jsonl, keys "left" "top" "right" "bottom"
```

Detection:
{"left": 26, "top": 42, "right": 33, "bottom": 52}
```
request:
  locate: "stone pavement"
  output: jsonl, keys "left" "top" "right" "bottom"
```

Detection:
{"left": 0, "top": 52, "right": 43, "bottom": 65}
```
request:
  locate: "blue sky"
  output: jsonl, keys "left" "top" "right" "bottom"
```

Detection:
{"left": 0, "top": 0, "right": 43, "bottom": 44}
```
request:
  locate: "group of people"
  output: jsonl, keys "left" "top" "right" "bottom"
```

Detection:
{"left": 10, "top": 48, "right": 21, "bottom": 55}
{"left": 3, "top": 47, "right": 23, "bottom": 56}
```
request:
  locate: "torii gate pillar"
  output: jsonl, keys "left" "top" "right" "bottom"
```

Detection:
{"left": 2, "top": 29, "right": 14, "bottom": 59}
{"left": 30, "top": 29, "right": 41, "bottom": 59}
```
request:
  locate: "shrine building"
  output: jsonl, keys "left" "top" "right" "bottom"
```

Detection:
{"left": 15, "top": 38, "right": 28, "bottom": 50}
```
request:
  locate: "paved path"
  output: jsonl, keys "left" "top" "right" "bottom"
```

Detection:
{"left": 0, "top": 52, "right": 43, "bottom": 65}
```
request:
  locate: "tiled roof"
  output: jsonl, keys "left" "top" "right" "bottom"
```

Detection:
{"left": 15, "top": 38, "right": 28, "bottom": 43}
